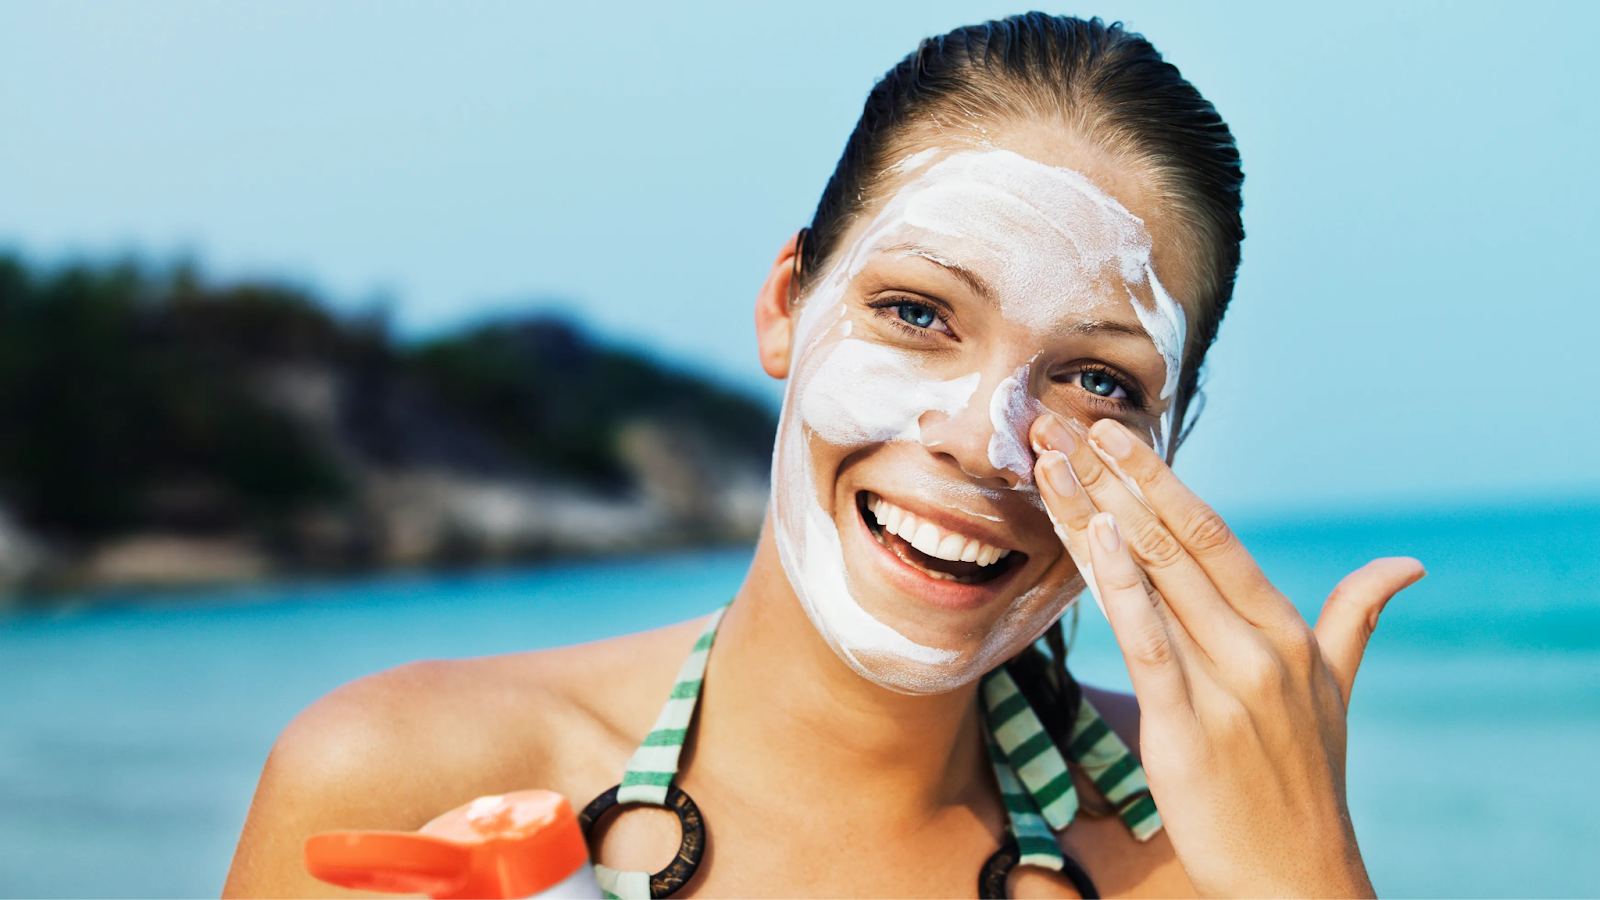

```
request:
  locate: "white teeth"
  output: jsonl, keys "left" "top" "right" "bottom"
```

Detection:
{"left": 865, "top": 494, "right": 1013, "bottom": 567}
{"left": 936, "top": 533, "right": 967, "bottom": 559}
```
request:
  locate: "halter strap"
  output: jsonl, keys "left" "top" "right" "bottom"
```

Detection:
{"left": 984, "top": 722, "right": 1067, "bottom": 871}
{"left": 593, "top": 608, "right": 725, "bottom": 898}
{"left": 981, "top": 667, "right": 1163, "bottom": 842}
{"left": 616, "top": 606, "right": 726, "bottom": 806}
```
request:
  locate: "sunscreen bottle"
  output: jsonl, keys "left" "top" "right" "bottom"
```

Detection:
{"left": 304, "top": 790, "right": 602, "bottom": 899}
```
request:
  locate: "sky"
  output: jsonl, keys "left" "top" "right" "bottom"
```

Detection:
{"left": 1, "top": 0, "right": 1596, "bottom": 516}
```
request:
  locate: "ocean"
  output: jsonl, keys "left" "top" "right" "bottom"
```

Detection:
{"left": 1, "top": 499, "right": 1597, "bottom": 898}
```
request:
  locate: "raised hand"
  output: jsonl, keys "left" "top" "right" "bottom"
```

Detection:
{"left": 1030, "top": 413, "right": 1425, "bottom": 898}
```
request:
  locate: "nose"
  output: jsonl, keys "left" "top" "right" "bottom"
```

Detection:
{"left": 916, "top": 365, "right": 1042, "bottom": 490}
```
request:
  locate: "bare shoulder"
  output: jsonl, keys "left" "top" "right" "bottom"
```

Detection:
{"left": 1081, "top": 683, "right": 1141, "bottom": 758}
{"left": 223, "top": 616, "right": 707, "bottom": 898}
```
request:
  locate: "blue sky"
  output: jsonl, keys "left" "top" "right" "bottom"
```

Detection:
{"left": 2, "top": 0, "right": 1596, "bottom": 515}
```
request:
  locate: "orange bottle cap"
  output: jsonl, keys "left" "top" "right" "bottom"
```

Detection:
{"left": 304, "top": 790, "right": 590, "bottom": 899}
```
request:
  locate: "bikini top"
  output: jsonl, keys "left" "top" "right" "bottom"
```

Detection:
{"left": 577, "top": 607, "right": 1162, "bottom": 899}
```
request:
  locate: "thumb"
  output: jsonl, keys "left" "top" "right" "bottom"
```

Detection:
{"left": 1314, "top": 557, "right": 1427, "bottom": 706}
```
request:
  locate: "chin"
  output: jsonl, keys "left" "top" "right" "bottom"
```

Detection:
{"left": 838, "top": 646, "right": 995, "bottom": 695}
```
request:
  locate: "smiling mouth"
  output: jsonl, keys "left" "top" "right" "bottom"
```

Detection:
{"left": 857, "top": 491, "right": 1026, "bottom": 585}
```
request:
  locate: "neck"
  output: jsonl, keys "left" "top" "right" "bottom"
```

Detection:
{"left": 692, "top": 518, "right": 991, "bottom": 820}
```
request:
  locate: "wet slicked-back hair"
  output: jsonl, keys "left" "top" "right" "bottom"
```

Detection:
{"left": 800, "top": 12, "right": 1244, "bottom": 427}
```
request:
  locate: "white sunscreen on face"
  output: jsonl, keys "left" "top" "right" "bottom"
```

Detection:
{"left": 799, "top": 499, "right": 959, "bottom": 666}
{"left": 772, "top": 147, "right": 1189, "bottom": 693}
{"left": 987, "top": 359, "right": 1048, "bottom": 486}
{"left": 800, "top": 339, "right": 980, "bottom": 445}
{"left": 1129, "top": 264, "right": 1188, "bottom": 459}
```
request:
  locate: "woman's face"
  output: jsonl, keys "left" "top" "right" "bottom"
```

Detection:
{"left": 770, "top": 134, "right": 1201, "bottom": 694}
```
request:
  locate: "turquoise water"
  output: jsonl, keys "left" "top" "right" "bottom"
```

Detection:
{"left": 1, "top": 500, "right": 1597, "bottom": 898}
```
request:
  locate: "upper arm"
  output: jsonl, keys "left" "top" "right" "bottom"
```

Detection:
{"left": 222, "top": 661, "right": 544, "bottom": 898}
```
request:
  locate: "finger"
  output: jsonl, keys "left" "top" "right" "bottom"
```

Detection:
{"left": 1033, "top": 446, "right": 1109, "bottom": 615}
{"left": 1033, "top": 419, "right": 1205, "bottom": 669}
{"left": 1085, "top": 418, "right": 1294, "bottom": 629}
{"left": 1314, "top": 557, "right": 1426, "bottom": 705}
{"left": 1038, "top": 414, "right": 1251, "bottom": 655}
{"left": 1038, "top": 446, "right": 1209, "bottom": 698}
{"left": 1087, "top": 512, "right": 1194, "bottom": 714}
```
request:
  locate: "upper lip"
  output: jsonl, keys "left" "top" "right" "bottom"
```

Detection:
{"left": 860, "top": 489, "right": 1019, "bottom": 553}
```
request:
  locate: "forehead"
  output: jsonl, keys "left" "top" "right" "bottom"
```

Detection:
{"left": 882, "top": 149, "right": 1151, "bottom": 277}
{"left": 875, "top": 124, "right": 1174, "bottom": 247}
{"left": 846, "top": 148, "right": 1158, "bottom": 330}
{"left": 826, "top": 120, "right": 1207, "bottom": 312}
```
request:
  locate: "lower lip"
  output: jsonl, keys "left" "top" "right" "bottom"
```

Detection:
{"left": 853, "top": 502, "right": 1018, "bottom": 612}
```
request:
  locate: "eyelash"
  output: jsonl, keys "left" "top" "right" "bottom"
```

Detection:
{"left": 1064, "top": 363, "right": 1146, "bottom": 410}
{"left": 866, "top": 297, "right": 955, "bottom": 340}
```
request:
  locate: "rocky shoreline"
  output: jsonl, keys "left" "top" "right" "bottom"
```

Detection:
{"left": 0, "top": 256, "right": 775, "bottom": 600}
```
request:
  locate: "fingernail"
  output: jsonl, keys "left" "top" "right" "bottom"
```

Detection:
{"left": 1093, "top": 420, "right": 1134, "bottom": 459}
{"left": 1037, "top": 413, "right": 1075, "bottom": 454}
{"left": 1039, "top": 450, "right": 1077, "bottom": 497}
{"left": 1093, "top": 513, "right": 1122, "bottom": 552}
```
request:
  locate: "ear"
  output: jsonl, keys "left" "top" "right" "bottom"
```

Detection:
{"left": 754, "top": 231, "right": 803, "bottom": 380}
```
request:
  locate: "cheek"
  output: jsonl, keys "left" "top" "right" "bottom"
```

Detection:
{"left": 795, "top": 337, "right": 978, "bottom": 446}
{"left": 800, "top": 432, "right": 856, "bottom": 511}
{"left": 785, "top": 336, "right": 983, "bottom": 507}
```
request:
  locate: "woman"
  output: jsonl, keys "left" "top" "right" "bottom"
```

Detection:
{"left": 225, "top": 14, "right": 1423, "bottom": 898}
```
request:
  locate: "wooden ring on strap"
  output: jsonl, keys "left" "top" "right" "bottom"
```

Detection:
{"left": 978, "top": 833, "right": 1100, "bottom": 899}
{"left": 578, "top": 783, "right": 706, "bottom": 899}
{"left": 978, "top": 833, "right": 1020, "bottom": 898}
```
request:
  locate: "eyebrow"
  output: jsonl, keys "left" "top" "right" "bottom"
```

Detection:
{"left": 882, "top": 242, "right": 994, "bottom": 302}
{"left": 1060, "top": 319, "right": 1153, "bottom": 342}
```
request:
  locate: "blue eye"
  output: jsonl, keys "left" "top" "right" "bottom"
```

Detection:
{"left": 896, "top": 303, "right": 939, "bottom": 330}
{"left": 1076, "top": 371, "right": 1128, "bottom": 400}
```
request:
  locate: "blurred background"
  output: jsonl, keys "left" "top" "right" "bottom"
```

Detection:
{"left": 1, "top": 1, "right": 1596, "bottom": 896}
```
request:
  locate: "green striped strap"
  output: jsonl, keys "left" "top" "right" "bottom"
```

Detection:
{"left": 985, "top": 726, "right": 1066, "bottom": 871}
{"left": 982, "top": 668, "right": 1079, "bottom": 830}
{"left": 593, "top": 865, "right": 649, "bottom": 900}
{"left": 981, "top": 667, "right": 1163, "bottom": 843}
{"left": 1063, "top": 689, "right": 1163, "bottom": 841}
{"left": 618, "top": 606, "right": 726, "bottom": 805}
{"left": 597, "top": 607, "right": 727, "bottom": 899}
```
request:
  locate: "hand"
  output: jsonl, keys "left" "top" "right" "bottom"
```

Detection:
{"left": 1030, "top": 414, "right": 1425, "bottom": 898}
